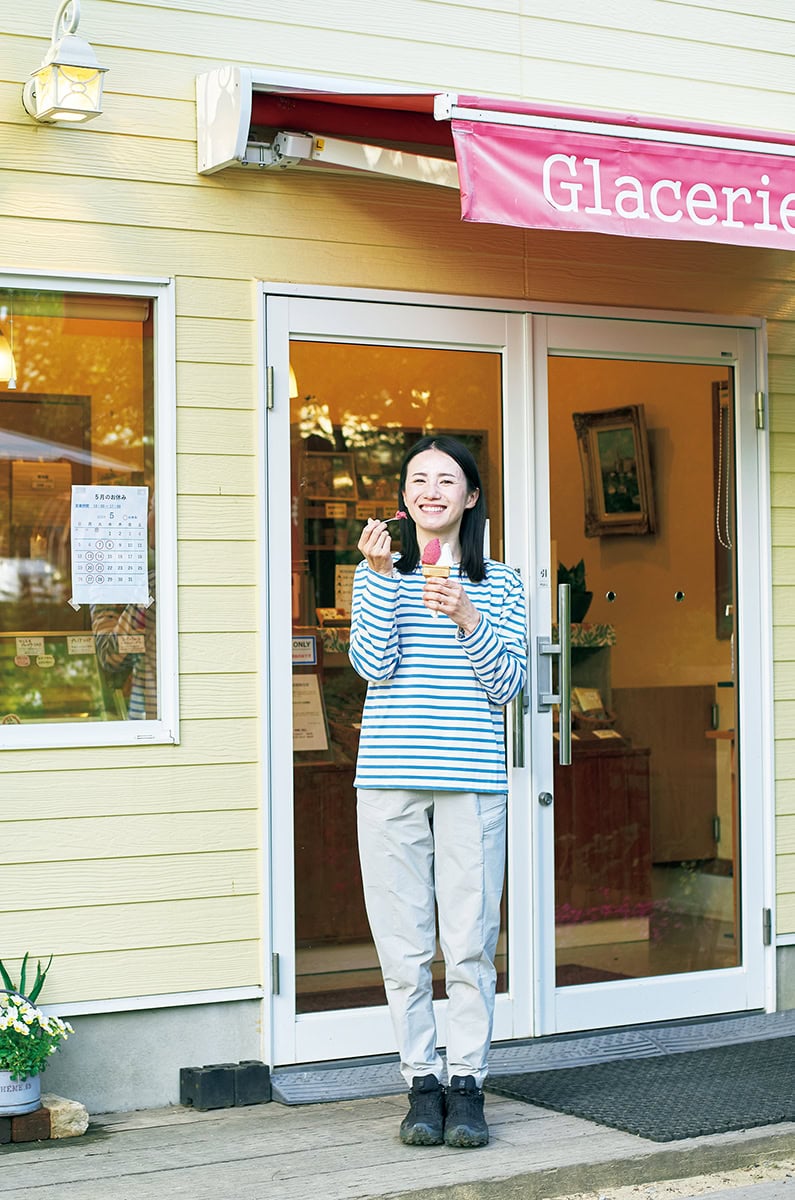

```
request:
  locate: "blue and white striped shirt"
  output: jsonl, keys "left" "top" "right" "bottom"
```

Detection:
{"left": 349, "top": 558, "right": 527, "bottom": 792}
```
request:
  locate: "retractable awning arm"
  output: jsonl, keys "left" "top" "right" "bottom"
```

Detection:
{"left": 196, "top": 67, "right": 456, "bottom": 185}
{"left": 240, "top": 129, "right": 458, "bottom": 188}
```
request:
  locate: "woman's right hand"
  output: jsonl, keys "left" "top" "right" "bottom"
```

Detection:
{"left": 357, "top": 518, "right": 394, "bottom": 575}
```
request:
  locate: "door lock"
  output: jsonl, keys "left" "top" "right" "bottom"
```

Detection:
{"left": 538, "top": 791, "right": 554, "bottom": 807}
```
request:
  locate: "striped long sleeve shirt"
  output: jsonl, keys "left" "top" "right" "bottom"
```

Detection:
{"left": 349, "top": 558, "right": 527, "bottom": 793}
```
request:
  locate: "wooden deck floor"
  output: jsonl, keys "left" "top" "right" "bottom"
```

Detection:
{"left": 1, "top": 1095, "right": 793, "bottom": 1200}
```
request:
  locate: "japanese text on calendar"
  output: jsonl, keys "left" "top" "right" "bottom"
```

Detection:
{"left": 71, "top": 485, "right": 150, "bottom": 605}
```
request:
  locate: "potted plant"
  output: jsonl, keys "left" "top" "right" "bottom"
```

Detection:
{"left": 0, "top": 954, "right": 73, "bottom": 1116}
{"left": 557, "top": 558, "right": 593, "bottom": 623}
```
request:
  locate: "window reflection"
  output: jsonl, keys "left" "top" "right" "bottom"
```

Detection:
{"left": 0, "top": 291, "right": 156, "bottom": 724}
{"left": 549, "top": 358, "right": 739, "bottom": 985}
{"left": 289, "top": 340, "right": 505, "bottom": 1012}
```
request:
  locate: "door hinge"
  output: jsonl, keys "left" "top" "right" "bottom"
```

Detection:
{"left": 712, "top": 815, "right": 721, "bottom": 844}
{"left": 762, "top": 908, "right": 772, "bottom": 946}
{"left": 271, "top": 952, "right": 281, "bottom": 994}
{"left": 755, "top": 390, "right": 766, "bottom": 430}
{"left": 266, "top": 365, "right": 275, "bottom": 410}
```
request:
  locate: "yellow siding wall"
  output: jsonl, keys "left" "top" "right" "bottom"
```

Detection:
{"left": 1, "top": 1, "right": 794, "bottom": 1004}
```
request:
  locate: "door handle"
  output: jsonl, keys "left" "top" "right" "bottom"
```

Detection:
{"left": 512, "top": 592, "right": 532, "bottom": 769}
{"left": 557, "top": 584, "right": 572, "bottom": 766}
{"left": 537, "top": 582, "right": 572, "bottom": 766}
{"left": 512, "top": 690, "right": 526, "bottom": 768}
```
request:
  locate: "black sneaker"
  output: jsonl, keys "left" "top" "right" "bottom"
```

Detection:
{"left": 444, "top": 1075, "right": 489, "bottom": 1148}
{"left": 399, "top": 1075, "right": 444, "bottom": 1146}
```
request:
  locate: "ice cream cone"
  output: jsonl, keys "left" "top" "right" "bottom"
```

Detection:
{"left": 421, "top": 563, "right": 451, "bottom": 580}
{"left": 421, "top": 540, "right": 453, "bottom": 617}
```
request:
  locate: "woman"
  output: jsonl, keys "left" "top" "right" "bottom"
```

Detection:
{"left": 349, "top": 434, "right": 527, "bottom": 1149}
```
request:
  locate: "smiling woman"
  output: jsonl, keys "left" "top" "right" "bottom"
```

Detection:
{"left": 400, "top": 443, "right": 480, "bottom": 562}
{"left": 349, "top": 432, "right": 527, "bottom": 1147}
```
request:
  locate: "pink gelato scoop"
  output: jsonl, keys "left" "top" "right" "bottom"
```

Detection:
{"left": 421, "top": 537, "right": 442, "bottom": 565}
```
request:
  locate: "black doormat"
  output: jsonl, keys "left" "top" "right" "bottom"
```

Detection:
{"left": 486, "top": 1035, "right": 795, "bottom": 1142}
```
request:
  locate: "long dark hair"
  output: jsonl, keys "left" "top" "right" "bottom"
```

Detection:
{"left": 396, "top": 434, "right": 488, "bottom": 582}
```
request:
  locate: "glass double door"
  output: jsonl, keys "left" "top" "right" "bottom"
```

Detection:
{"left": 266, "top": 295, "right": 767, "bottom": 1066}
{"left": 535, "top": 315, "right": 766, "bottom": 1034}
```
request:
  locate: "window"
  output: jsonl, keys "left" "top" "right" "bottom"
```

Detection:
{"left": 0, "top": 277, "right": 177, "bottom": 748}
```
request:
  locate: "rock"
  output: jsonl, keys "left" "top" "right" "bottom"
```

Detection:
{"left": 40, "top": 1094, "right": 89, "bottom": 1139}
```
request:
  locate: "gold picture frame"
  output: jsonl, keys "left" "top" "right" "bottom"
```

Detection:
{"left": 572, "top": 404, "right": 656, "bottom": 537}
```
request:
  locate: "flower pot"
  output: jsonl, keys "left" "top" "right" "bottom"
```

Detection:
{"left": 0, "top": 1069, "right": 41, "bottom": 1115}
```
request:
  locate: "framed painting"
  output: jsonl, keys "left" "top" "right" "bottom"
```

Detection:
{"left": 572, "top": 405, "right": 656, "bottom": 537}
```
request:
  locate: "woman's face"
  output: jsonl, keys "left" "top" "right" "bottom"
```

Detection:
{"left": 402, "top": 448, "right": 478, "bottom": 544}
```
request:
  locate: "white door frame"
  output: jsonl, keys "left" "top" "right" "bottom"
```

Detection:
{"left": 531, "top": 313, "right": 775, "bottom": 1035}
{"left": 262, "top": 289, "right": 534, "bottom": 1067}
{"left": 259, "top": 283, "right": 775, "bottom": 1068}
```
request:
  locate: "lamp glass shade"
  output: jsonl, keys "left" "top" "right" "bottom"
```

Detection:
{"left": 33, "top": 61, "right": 106, "bottom": 122}
{"left": 0, "top": 332, "right": 16, "bottom": 385}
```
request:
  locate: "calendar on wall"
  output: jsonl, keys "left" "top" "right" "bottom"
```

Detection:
{"left": 70, "top": 485, "right": 151, "bottom": 605}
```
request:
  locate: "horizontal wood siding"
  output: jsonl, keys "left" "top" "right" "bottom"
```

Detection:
{"left": 1, "top": 1, "right": 794, "bottom": 1007}
{"left": 771, "top": 345, "right": 795, "bottom": 935}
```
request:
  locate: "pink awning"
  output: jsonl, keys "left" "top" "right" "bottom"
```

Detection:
{"left": 198, "top": 73, "right": 795, "bottom": 250}
{"left": 450, "top": 95, "right": 795, "bottom": 251}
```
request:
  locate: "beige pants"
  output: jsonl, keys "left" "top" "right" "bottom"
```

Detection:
{"left": 357, "top": 788, "right": 507, "bottom": 1086}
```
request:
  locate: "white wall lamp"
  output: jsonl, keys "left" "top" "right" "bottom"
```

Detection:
{"left": 22, "top": 0, "right": 108, "bottom": 125}
{"left": 0, "top": 304, "right": 17, "bottom": 390}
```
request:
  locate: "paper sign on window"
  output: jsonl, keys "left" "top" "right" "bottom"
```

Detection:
{"left": 334, "top": 564, "right": 357, "bottom": 616}
{"left": 11, "top": 462, "right": 72, "bottom": 527}
{"left": 70, "top": 486, "right": 150, "bottom": 605}
{"left": 292, "top": 674, "right": 329, "bottom": 751}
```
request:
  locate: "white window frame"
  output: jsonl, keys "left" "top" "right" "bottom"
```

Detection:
{"left": 0, "top": 269, "right": 178, "bottom": 750}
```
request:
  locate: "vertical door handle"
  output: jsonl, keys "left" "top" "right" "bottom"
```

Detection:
{"left": 557, "top": 583, "right": 572, "bottom": 766}
{"left": 512, "top": 587, "right": 531, "bottom": 769}
{"left": 513, "top": 691, "right": 525, "bottom": 768}
{"left": 537, "top": 582, "right": 572, "bottom": 767}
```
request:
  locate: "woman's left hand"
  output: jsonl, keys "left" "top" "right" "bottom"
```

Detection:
{"left": 422, "top": 578, "right": 481, "bottom": 635}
